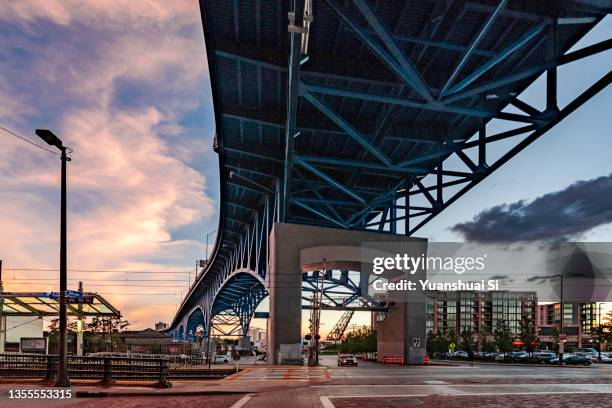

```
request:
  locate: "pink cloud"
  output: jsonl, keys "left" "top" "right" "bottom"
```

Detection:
{"left": 0, "top": 0, "right": 217, "bottom": 329}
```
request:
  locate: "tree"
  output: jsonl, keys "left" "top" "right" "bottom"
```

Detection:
{"left": 427, "top": 330, "right": 450, "bottom": 357}
{"left": 460, "top": 327, "right": 475, "bottom": 359}
{"left": 494, "top": 320, "right": 513, "bottom": 357}
{"left": 482, "top": 341, "right": 496, "bottom": 353}
{"left": 550, "top": 326, "right": 560, "bottom": 353}
{"left": 340, "top": 326, "right": 376, "bottom": 353}
{"left": 85, "top": 316, "right": 130, "bottom": 353}
{"left": 519, "top": 314, "right": 537, "bottom": 356}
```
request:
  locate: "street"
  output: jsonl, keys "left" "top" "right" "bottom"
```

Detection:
{"left": 3, "top": 355, "right": 611, "bottom": 408}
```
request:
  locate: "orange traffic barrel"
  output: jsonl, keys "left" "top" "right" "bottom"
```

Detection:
{"left": 423, "top": 355, "right": 430, "bottom": 366}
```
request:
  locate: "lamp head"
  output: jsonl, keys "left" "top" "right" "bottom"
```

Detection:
{"left": 35, "top": 129, "right": 63, "bottom": 149}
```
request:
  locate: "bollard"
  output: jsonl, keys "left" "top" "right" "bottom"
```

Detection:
{"left": 44, "top": 355, "right": 56, "bottom": 381}
{"left": 101, "top": 357, "right": 113, "bottom": 386}
{"left": 156, "top": 358, "right": 172, "bottom": 388}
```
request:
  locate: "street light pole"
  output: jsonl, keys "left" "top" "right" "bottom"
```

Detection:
{"left": 205, "top": 229, "right": 216, "bottom": 263}
{"left": 559, "top": 273, "right": 564, "bottom": 367}
{"left": 35, "top": 129, "right": 70, "bottom": 387}
{"left": 57, "top": 145, "right": 70, "bottom": 386}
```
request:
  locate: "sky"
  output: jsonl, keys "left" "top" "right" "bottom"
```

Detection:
{"left": 0, "top": 2, "right": 610, "bottom": 332}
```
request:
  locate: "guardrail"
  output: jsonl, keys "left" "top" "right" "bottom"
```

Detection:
{"left": 0, "top": 354, "right": 233, "bottom": 385}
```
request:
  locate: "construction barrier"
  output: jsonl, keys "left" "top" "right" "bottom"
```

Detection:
{"left": 382, "top": 355, "right": 404, "bottom": 364}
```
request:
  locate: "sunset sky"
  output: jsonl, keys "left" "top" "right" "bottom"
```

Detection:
{"left": 0, "top": 2, "right": 610, "bottom": 332}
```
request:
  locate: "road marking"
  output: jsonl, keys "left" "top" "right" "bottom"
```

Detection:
{"left": 319, "top": 396, "right": 336, "bottom": 408}
{"left": 231, "top": 393, "right": 254, "bottom": 408}
{"left": 226, "top": 367, "right": 253, "bottom": 381}
{"left": 313, "top": 383, "right": 612, "bottom": 389}
{"left": 325, "top": 391, "right": 612, "bottom": 398}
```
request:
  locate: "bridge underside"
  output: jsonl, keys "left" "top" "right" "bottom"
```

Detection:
{"left": 165, "top": 0, "right": 611, "bottom": 360}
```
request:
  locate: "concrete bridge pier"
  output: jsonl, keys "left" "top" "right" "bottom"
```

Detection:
{"left": 266, "top": 222, "right": 427, "bottom": 365}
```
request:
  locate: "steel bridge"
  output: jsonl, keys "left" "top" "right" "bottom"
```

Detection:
{"left": 165, "top": 0, "right": 611, "bottom": 343}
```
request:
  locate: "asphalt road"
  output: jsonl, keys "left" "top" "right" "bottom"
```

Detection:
{"left": 2, "top": 355, "right": 611, "bottom": 408}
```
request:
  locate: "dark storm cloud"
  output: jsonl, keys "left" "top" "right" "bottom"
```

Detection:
{"left": 452, "top": 174, "right": 612, "bottom": 243}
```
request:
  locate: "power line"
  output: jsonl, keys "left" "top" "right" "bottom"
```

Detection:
{"left": 2, "top": 282, "right": 189, "bottom": 287}
{"left": 5, "top": 316, "right": 43, "bottom": 332}
{"left": 5, "top": 268, "right": 192, "bottom": 274}
{"left": 97, "top": 293, "right": 184, "bottom": 296}
{"left": 4, "top": 278, "right": 188, "bottom": 282}
{"left": 0, "top": 125, "right": 61, "bottom": 156}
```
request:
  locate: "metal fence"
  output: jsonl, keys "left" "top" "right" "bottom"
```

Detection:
{"left": 0, "top": 354, "right": 233, "bottom": 385}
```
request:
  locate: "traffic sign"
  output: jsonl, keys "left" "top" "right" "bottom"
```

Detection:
{"left": 449, "top": 342, "right": 457, "bottom": 352}
{"left": 67, "top": 296, "right": 94, "bottom": 304}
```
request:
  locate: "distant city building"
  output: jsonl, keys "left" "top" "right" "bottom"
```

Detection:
{"left": 537, "top": 303, "right": 597, "bottom": 349}
{"left": 426, "top": 291, "right": 538, "bottom": 346}
{"left": 118, "top": 328, "right": 191, "bottom": 354}
{"left": 425, "top": 290, "right": 599, "bottom": 351}
{"left": 155, "top": 322, "right": 168, "bottom": 331}
{"left": 247, "top": 326, "right": 267, "bottom": 351}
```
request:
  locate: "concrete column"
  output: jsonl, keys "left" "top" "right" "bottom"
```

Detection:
{"left": 266, "top": 222, "right": 427, "bottom": 365}
{"left": 0, "top": 315, "right": 5, "bottom": 354}
{"left": 268, "top": 223, "right": 303, "bottom": 364}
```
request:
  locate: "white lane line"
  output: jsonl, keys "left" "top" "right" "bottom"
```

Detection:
{"left": 319, "top": 396, "right": 336, "bottom": 408}
{"left": 313, "top": 383, "right": 612, "bottom": 389}
{"left": 231, "top": 393, "right": 254, "bottom": 408}
{"left": 324, "top": 391, "right": 612, "bottom": 398}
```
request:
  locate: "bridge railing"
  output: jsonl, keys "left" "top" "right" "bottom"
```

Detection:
{"left": 0, "top": 354, "right": 233, "bottom": 385}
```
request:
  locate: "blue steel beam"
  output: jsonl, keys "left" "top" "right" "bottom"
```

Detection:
{"left": 293, "top": 199, "right": 348, "bottom": 229}
{"left": 300, "top": 89, "right": 392, "bottom": 165}
{"left": 295, "top": 156, "right": 366, "bottom": 203}
{"left": 295, "top": 168, "right": 347, "bottom": 225}
{"left": 409, "top": 70, "right": 612, "bottom": 235}
{"left": 282, "top": 0, "right": 305, "bottom": 223}
{"left": 295, "top": 154, "right": 472, "bottom": 178}
{"left": 439, "top": 0, "right": 509, "bottom": 98}
{"left": 322, "top": 0, "right": 433, "bottom": 101}
{"left": 448, "top": 22, "right": 547, "bottom": 95}
{"left": 370, "top": 30, "right": 496, "bottom": 58}
{"left": 301, "top": 82, "right": 541, "bottom": 124}
{"left": 443, "top": 38, "right": 612, "bottom": 103}
{"left": 351, "top": 0, "right": 433, "bottom": 102}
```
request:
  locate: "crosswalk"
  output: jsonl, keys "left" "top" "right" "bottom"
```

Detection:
{"left": 227, "top": 367, "right": 331, "bottom": 381}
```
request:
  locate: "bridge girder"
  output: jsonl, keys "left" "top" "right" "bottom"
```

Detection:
{"left": 166, "top": 0, "right": 612, "bottom": 341}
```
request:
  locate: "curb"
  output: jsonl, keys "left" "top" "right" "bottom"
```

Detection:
{"left": 75, "top": 390, "right": 251, "bottom": 398}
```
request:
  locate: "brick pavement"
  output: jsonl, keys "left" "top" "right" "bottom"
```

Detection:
{"left": 1, "top": 394, "right": 244, "bottom": 408}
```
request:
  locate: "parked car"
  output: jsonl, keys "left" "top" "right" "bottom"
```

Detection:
{"left": 531, "top": 352, "right": 558, "bottom": 364}
{"left": 453, "top": 351, "right": 469, "bottom": 359}
{"left": 549, "top": 354, "right": 591, "bottom": 366}
{"left": 574, "top": 348, "right": 599, "bottom": 355}
{"left": 213, "top": 354, "right": 230, "bottom": 364}
{"left": 338, "top": 354, "right": 358, "bottom": 367}
{"left": 495, "top": 351, "right": 525, "bottom": 362}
